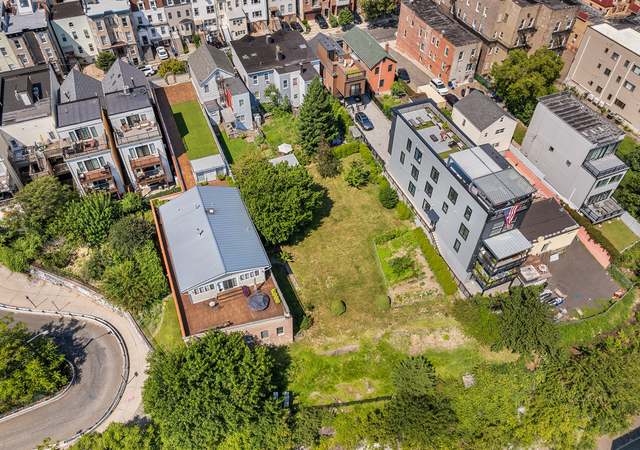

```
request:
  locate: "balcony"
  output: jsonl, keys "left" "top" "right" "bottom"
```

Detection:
{"left": 114, "top": 122, "right": 162, "bottom": 146}
{"left": 582, "top": 154, "right": 628, "bottom": 179}
{"left": 136, "top": 169, "right": 166, "bottom": 185}
{"left": 552, "top": 27, "right": 571, "bottom": 35}
{"left": 130, "top": 154, "right": 161, "bottom": 170}
{"left": 580, "top": 197, "right": 624, "bottom": 224}
{"left": 78, "top": 165, "right": 114, "bottom": 183}
{"left": 63, "top": 137, "right": 110, "bottom": 159}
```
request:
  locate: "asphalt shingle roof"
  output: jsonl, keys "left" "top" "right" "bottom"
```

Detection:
{"left": 520, "top": 199, "right": 578, "bottom": 240}
{"left": 59, "top": 68, "right": 103, "bottom": 103}
{"left": 102, "top": 58, "right": 147, "bottom": 94}
{"left": 454, "top": 90, "right": 511, "bottom": 131}
{"left": 56, "top": 97, "right": 102, "bottom": 127}
{"left": 158, "top": 186, "right": 270, "bottom": 293}
{"left": 188, "top": 44, "right": 235, "bottom": 83}
{"left": 342, "top": 27, "right": 393, "bottom": 69}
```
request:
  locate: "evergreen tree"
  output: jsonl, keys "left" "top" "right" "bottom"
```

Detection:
{"left": 297, "top": 78, "right": 338, "bottom": 156}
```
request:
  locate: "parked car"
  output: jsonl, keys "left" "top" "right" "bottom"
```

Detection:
{"left": 355, "top": 112, "right": 374, "bottom": 130}
{"left": 353, "top": 12, "right": 363, "bottom": 24}
{"left": 140, "top": 65, "right": 156, "bottom": 77}
{"left": 291, "top": 21, "right": 304, "bottom": 32}
{"left": 315, "top": 14, "right": 329, "bottom": 29}
{"left": 430, "top": 78, "right": 449, "bottom": 95}
{"left": 156, "top": 46, "right": 169, "bottom": 60}
{"left": 444, "top": 93, "right": 459, "bottom": 107}
{"left": 281, "top": 21, "right": 292, "bottom": 31}
{"left": 396, "top": 68, "right": 410, "bottom": 83}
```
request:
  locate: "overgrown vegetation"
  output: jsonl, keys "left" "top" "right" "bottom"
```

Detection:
{"left": 413, "top": 228, "right": 458, "bottom": 295}
{"left": 95, "top": 51, "right": 116, "bottom": 71}
{"left": 615, "top": 136, "right": 640, "bottom": 222}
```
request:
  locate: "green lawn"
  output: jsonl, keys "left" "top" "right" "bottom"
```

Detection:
{"left": 152, "top": 298, "right": 184, "bottom": 351}
{"left": 375, "top": 230, "right": 420, "bottom": 286}
{"left": 218, "top": 131, "right": 259, "bottom": 164}
{"left": 616, "top": 135, "right": 638, "bottom": 161}
{"left": 262, "top": 114, "right": 298, "bottom": 151}
{"left": 597, "top": 218, "right": 639, "bottom": 252}
{"left": 170, "top": 100, "right": 219, "bottom": 160}
{"left": 513, "top": 122, "right": 527, "bottom": 145}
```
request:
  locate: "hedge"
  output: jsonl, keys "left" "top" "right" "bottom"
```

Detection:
{"left": 413, "top": 228, "right": 458, "bottom": 295}
{"left": 333, "top": 141, "right": 360, "bottom": 159}
{"left": 563, "top": 204, "right": 621, "bottom": 260}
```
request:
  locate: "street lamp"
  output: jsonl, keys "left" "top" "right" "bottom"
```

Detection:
{"left": 26, "top": 330, "right": 50, "bottom": 344}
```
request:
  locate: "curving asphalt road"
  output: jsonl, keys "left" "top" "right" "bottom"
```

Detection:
{"left": 0, "top": 311, "right": 124, "bottom": 450}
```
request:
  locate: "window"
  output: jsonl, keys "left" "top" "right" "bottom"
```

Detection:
{"left": 252, "top": 75, "right": 258, "bottom": 85}
{"left": 96, "top": 20, "right": 103, "bottom": 30}
{"left": 604, "top": 68, "right": 611, "bottom": 76}
{"left": 464, "top": 206, "right": 472, "bottom": 220}
{"left": 207, "top": 5, "right": 214, "bottom": 12}
{"left": 239, "top": 99, "right": 244, "bottom": 107}
{"left": 204, "top": 84, "right": 209, "bottom": 93}
{"left": 408, "top": 181, "right": 416, "bottom": 196}
{"left": 388, "top": 64, "right": 393, "bottom": 72}
{"left": 38, "top": 33, "right": 47, "bottom": 43}
{"left": 400, "top": 152, "right": 405, "bottom": 164}
{"left": 260, "top": 330, "right": 269, "bottom": 339}
{"left": 68, "top": 21, "right": 74, "bottom": 27}
{"left": 458, "top": 223, "right": 469, "bottom": 240}
{"left": 447, "top": 187, "right": 458, "bottom": 204}
{"left": 595, "top": 178, "right": 609, "bottom": 188}
{"left": 122, "top": 16, "right": 128, "bottom": 26}
{"left": 72, "top": 31, "right": 78, "bottom": 39}
{"left": 611, "top": 51, "right": 619, "bottom": 61}
{"left": 177, "top": 10, "right": 182, "bottom": 18}
{"left": 406, "top": 138, "right": 412, "bottom": 152}
{"left": 453, "top": 239, "right": 461, "bottom": 253}
{"left": 13, "top": 39, "right": 22, "bottom": 49}
{"left": 379, "top": 79, "right": 385, "bottom": 88}
{"left": 374, "top": 67, "right": 380, "bottom": 75}
{"left": 276, "top": 327, "right": 285, "bottom": 336}
{"left": 194, "top": 7, "right": 199, "bottom": 14}
{"left": 84, "top": 29, "right": 90, "bottom": 38}
{"left": 0, "top": 47, "right": 6, "bottom": 56}
{"left": 614, "top": 98, "right": 626, "bottom": 109}
{"left": 442, "top": 202, "right": 448, "bottom": 213}
{"left": 566, "top": 160, "right": 571, "bottom": 167}
{"left": 430, "top": 167, "right": 439, "bottom": 183}
{"left": 633, "top": 65, "right": 640, "bottom": 76}
{"left": 282, "top": 79, "right": 288, "bottom": 89}
{"left": 414, "top": 148, "right": 422, "bottom": 164}
{"left": 422, "top": 199, "right": 430, "bottom": 212}
{"left": 411, "top": 165, "right": 419, "bottom": 181}
{"left": 624, "top": 81, "right": 636, "bottom": 92}
{"left": 610, "top": 174, "right": 623, "bottom": 183}
{"left": 88, "top": 43, "right": 94, "bottom": 52}
{"left": 424, "top": 181, "right": 433, "bottom": 197}
{"left": 596, "top": 85, "right": 603, "bottom": 94}
{"left": 495, "top": 128, "right": 505, "bottom": 134}
{"left": 264, "top": 73, "right": 269, "bottom": 83}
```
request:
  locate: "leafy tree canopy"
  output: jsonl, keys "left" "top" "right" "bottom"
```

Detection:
{"left": 96, "top": 51, "right": 117, "bottom": 71}
{"left": 297, "top": 78, "right": 339, "bottom": 156}
{"left": 235, "top": 156, "right": 324, "bottom": 245}
{"left": 338, "top": 8, "right": 354, "bottom": 26}
{"left": 316, "top": 142, "right": 341, "bottom": 178}
{"left": 143, "top": 331, "right": 289, "bottom": 449}
{"left": 107, "top": 215, "right": 155, "bottom": 260}
{"left": 361, "top": 0, "right": 396, "bottom": 20}
{"left": 158, "top": 59, "right": 187, "bottom": 80}
{"left": 70, "top": 422, "right": 161, "bottom": 450}
{"left": 64, "top": 193, "right": 121, "bottom": 247}
{"left": 344, "top": 160, "right": 370, "bottom": 188}
{"left": 491, "top": 49, "right": 563, "bottom": 124}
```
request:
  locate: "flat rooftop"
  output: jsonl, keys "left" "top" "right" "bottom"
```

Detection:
{"left": 520, "top": 198, "right": 578, "bottom": 240}
{"left": 84, "top": 0, "right": 131, "bottom": 16}
{"left": 50, "top": 1, "right": 85, "bottom": 20}
{"left": 539, "top": 92, "right": 624, "bottom": 146}
{"left": 1, "top": 7, "right": 46, "bottom": 34}
{"left": 231, "top": 30, "right": 316, "bottom": 74}
{"left": 401, "top": 0, "right": 480, "bottom": 46}
{"left": 591, "top": 22, "right": 640, "bottom": 55}
{"left": 0, "top": 65, "right": 52, "bottom": 126}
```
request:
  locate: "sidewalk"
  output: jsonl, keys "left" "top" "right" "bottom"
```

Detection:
{"left": 0, "top": 266, "right": 150, "bottom": 428}
{"left": 504, "top": 148, "right": 611, "bottom": 268}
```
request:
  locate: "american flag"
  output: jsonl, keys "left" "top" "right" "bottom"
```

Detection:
{"left": 504, "top": 203, "right": 520, "bottom": 226}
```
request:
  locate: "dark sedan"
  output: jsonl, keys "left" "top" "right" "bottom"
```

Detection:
{"left": 396, "top": 68, "right": 410, "bottom": 83}
{"left": 315, "top": 14, "right": 329, "bottom": 29}
{"left": 291, "top": 21, "right": 304, "bottom": 32}
{"left": 355, "top": 112, "right": 374, "bottom": 130}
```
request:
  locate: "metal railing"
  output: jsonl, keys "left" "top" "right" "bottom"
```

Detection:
{"left": 582, "top": 158, "right": 628, "bottom": 178}
{"left": 114, "top": 127, "right": 161, "bottom": 146}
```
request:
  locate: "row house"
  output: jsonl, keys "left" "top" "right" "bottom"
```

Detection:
{"left": 342, "top": 27, "right": 396, "bottom": 94}
{"left": 84, "top": 0, "right": 142, "bottom": 66}
{"left": 298, "top": 0, "right": 354, "bottom": 20}
{"left": 434, "top": 0, "right": 578, "bottom": 74}
{"left": 0, "top": 0, "right": 64, "bottom": 73}
{"left": 581, "top": 0, "right": 639, "bottom": 17}
{"left": 0, "top": 136, "right": 23, "bottom": 201}
{"left": 229, "top": 30, "right": 319, "bottom": 108}
{"left": 219, "top": 0, "right": 268, "bottom": 41}
{"left": 50, "top": 1, "right": 99, "bottom": 66}
{"left": 397, "top": 0, "right": 481, "bottom": 85}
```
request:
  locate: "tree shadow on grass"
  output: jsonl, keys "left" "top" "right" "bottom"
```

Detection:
{"left": 172, "top": 112, "right": 189, "bottom": 140}
{"left": 268, "top": 345, "right": 292, "bottom": 394}
{"left": 272, "top": 263, "right": 306, "bottom": 335}
{"left": 287, "top": 184, "right": 334, "bottom": 246}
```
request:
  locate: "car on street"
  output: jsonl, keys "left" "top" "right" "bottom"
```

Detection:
{"left": 355, "top": 112, "right": 374, "bottom": 130}
{"left": 444, "top": 93, "right": 459, "bottom": 107}
{"left": 315, "top": 14, "right": 329, "bottom": 29}
{"left": 140, "top": 65, "right": 156, "bottom": 77}
{"left": 430, "top": 77, "right": 449, "bottom": 95}
{"left": 291, "top": 21, "right": 304, "bottom": 32}
{"left": 396, "top": 68, "right": 410, "bottom": 83}
{"left": 156, "top": 46, "right": 169, "bottom": 60}
{"left": 281, "top": 21, "right": 291, "bottom": 31}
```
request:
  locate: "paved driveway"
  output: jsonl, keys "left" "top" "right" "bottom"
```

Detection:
{"left": 0, "top": 311, "right": 124, "bottom": 450}
{"left": 388, "top": 48, "right": 432, "bottom": 91}
{"left": 348, "top": 96, "right": 392, "bottom": 165}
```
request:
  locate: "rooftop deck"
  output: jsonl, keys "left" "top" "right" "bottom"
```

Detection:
{"left": 177, "top": 275, "right": 286, "bottom": 336}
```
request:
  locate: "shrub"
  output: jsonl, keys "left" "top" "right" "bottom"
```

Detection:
{"left": 333, "top": 141, "right": 360, "bottom": 159}
{"left": 302, "top": 19, "right": 310, "bottom": 32}
{"left": 395, "top": 201, "right": 413, "bottom": 221}
{"left": 95, "top": 51, "right": 116, "bottom": 71}
{"left": 564, "top": 204, "right": 620, "bottom": 259}
{"left": 0, "top": 245, "right": 29, "bottom": 272}
{"left": 375, "top": 294, "right": 391, "bottom": 312}
{"left": 82, "top": 248, "right": 110, "bottom": 281}
{"left": 330, "top": 300, "right": 347, "bottom": 316}
{"left": 338, "top": 8, "right": 354, "bottom": 27}
{"left": 389, "top": 256, "right": 414, "bottom": 275}
{"left": 120, "top": 192, "right": 145, "bottom": 214}
{"left": 345, "top": 161, "right": 370, "bottom": 188}
{"left": 374, "top": 228, "right": 406, "bottom": 245}
{"left": 391, "top": 81, "right": 407, "bottom": 98}
{"left": 413, "top": 228, "right": 458, "bottom": 295}
{"left": 379, "top": 183, "right": 399, "bottom": 209}
{"left": 329, "top": 14, "right": 338, "bottom": 27}
{"left": 451, "top": 296, "right": 500, "bottom": 346}
{"left": 40, "top": 242, "right": 76, "bottom": 269}
{"left": 317, "top": 143, "right": 341, "bottom": 178}
{"left": 107, "top": 215, "right": 155, "bottom": 260}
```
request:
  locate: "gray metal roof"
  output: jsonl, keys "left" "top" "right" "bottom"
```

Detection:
{"left": 454, "top": 90, "right": 512, "bottom": 131}
{"left": 0, "top": 64, "right": 53, "bottom": 125}
{"left": 269, "top": 154, "right": 299, "bottom": 167}
{"left": 102, "top": 58, "right": 148, "bottom": 94}
{"left": 158, "top": 186, "right": 270, "bottom": 293}
{"left": 1, "top": 7, "right": 47, "bottom": 34}
{"left": 308, "top": 32, "right": 344, "bottom": 59}
{"left": 56, "top": 97, "right": 102, "bottom": 127}
{"left": 190, "top": 154, "right": 225, "bottom": 173}
{"left": 104, "top": 89, "right": 151, "bottom": 115}
{"left": 473, "top": 168, "right": 536, "bottom": 206}
{"left": 483, "top": 229, "right": 531, "bottom": 260}
{"left": 222, "top": 77, "right": 248, "bottom": 95}
{"left": 188, "top": 44, "right": 234, "bottom": 83}
{"left": 60, "top": 68, "right": 103, "bottom": 103}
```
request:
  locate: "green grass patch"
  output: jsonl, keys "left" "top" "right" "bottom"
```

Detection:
{"left": 261, "top": 114, "right": 298, "bottom": 151}
{"left": 597, "top": 218, "right": 639, "bottom": 252}
{"left": 413, "top": 228, "right": 458, "bottom": 295}
{"left": 616, "top": 135, "right": 638, "bottom": 161}
{"left": 375, "top": 230, "right": 420, "bottom": 286}
{"left": 376, "top": 95, "right": 408, "bottom": 118}
{"left": 218, "top": 131, "right": 259, "bottom": 164}
{"left": 152, "top": 298, "right": 184, "bottom": 351}
{"left": 170, "top": 100, "right": 219, "bottom": 160}
{"left": 513, "top": 122, "right": 527, "bottom": 145}
{"left": 558, "top": 288, "right": 637, "bottom": 348}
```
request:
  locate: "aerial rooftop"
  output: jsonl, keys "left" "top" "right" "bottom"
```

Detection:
{"left": 539, "top": 92, "right": 624, "bottom": 146}
{"left": 50, "top": 1, "right": 85, "bottom": 20}
{"left": 520, "top": 198, "right": 578, "bottom": 241}
{"left": 401, "top": 0, "right": 480, "bottom": 46}
{"left": 1, "top": 4, "right": 46, "bottom": 34}
{"left": 342, "top": 26, "right": 394, "bottom": 69}
{"left": 591, "top": 22, "right": 640, "bottom": 55}
{"left": 83, "top": 0, "right": 131, "bottom": 16}
{"left": 0, "top": 65, "right": 52, "bottom": 126}
{"left": 454, "top": 90, "right": 513, "bottom": 131}
{"left": 188, "top": 44, "right": 235, "bottom": 83}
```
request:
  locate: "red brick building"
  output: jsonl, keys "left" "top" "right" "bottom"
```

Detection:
{"left": 309, "top": 33, "right": 367, "bottom": 98}
{"left": 342, "top": 27, "right": 396, "bottom": 94}
{"left": 396, "top": 0, "right": 481, "bottom": 85}
{"left": 298, "top": 0, "right": 356, "bottom": 20}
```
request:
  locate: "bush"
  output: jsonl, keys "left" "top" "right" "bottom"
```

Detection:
{"left": 317, "top": 143, "right": 341, "bottom": 178}
{"left": 375, "top": 294, "right": 391, "bottom": 312}
{"left": 345, "top": 161, "right": 370, "bottom": 188}
{"left": 379, "top": 183, "right": 399, "bottom": 209}
{"left": 0, "top": 245, "right": 29, "bottom": 272}
{"left": 95, "top": 51, "right": 116, "bottom": 71}
{"left": 374, "top": 228, "right": 407, "bottom": 245}
{"left": 107, "top": 215, "right": 155, "bottom": 260}
{"left": 391, "top": 81, "right": 407, "bottom": 98}
{"left": 329, "top": 14, "right": 338, "bottom": 27}
{"left": 120, "top": 192, "right": 145, "bottom": 214}
{"left": 389, "top": 256, "right": 414, "bottom": 275}
{"left": 82, "top": 248, "right": 110, "bottom": 281}
{"left": 333, "top": 141, "right": 360, "bottom": 159}
{"left": 302, "top": 19, "right": 310, "bottom": 32}
{"left": 338, "top": 8, "right": 354, "bottom": 27}
{"left": 395, "top": 201, "right": 413, "bottom": 221}
{"left": 330, "top": 300, "right": 347, "bottom": 316}
{"left": 413, "top": 228, "right": 458, "bottom": 295}
{"left": 451, "top": 296, "right": 500, "bottom": 346}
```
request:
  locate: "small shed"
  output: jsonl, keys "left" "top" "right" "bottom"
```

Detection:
{"left": 269, "top": 154, "right": 299, "bottom": 167}
{"left": 191, "top": 154, "right": 227, "bottom": 183}
{"left": 278, "top": 143, "right": 293, "bottom": 154}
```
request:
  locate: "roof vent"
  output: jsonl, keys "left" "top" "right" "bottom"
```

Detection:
{"left": 207, "top": 207, "right": 215, "bottom": 214}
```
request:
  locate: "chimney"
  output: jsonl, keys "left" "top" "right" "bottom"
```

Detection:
{"left": 275, "top": 44, "right": 281, "bottom": 61}
{"left": 123, "top": 84, "right": 131, "bottom": 95}
{"left": 130, "top": 76, "right": 135, "bottom": 87}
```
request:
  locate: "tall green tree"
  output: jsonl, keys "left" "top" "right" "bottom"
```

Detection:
{"left": 0, "top": 317, "right": 68, "bottom": 414}
{"left": 235, "top": 156, "right": 324, "bottom": 245}
{"left": 491, "top": 49, "right": 563, "bottom": 124}
{"left": 107, "top": 215, "right": 155, "bottom": 260}
{"left": 95, "top": 51, "right": 117, "bottom": 71}
{"left": 143, "top": 331, "right": 290, "bottom": 449}
{"left": 297, "top": 78, "right": 339, "bottom": 156}
{"left": 70, "top": 422, "right": 161, "bottom": 450}
{"left": 338, "top": 8, "right": 354, "bottom": 27}
{"left": 361, "top": 0, "right": 396, "bottom": 20}
{"left": 316, "top": 142, "right": 341, "bottom": 178}
{"left": 65, "top": 193, "right": 121, "bottom": 247}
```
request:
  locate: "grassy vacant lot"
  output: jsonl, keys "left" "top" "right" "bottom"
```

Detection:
{"left": 375, "top": 230, "right": 419, "bottom": 286}
{"left": 262, "top": 114, "right": 298, "bottom": 151}
{"left": 597, "top": 218, "right": 639, "bottom": 252}
{"left": 218, "top": 131, "right": 259, "bottom": 164}
{"left": 170, "top": 100, "right": 219, "bottom": 160}
{"left": 513, "top": 122, "right": 527, "bottom": 145}
{"left": 152, "top": 298, "right": 184, "bottom": 351}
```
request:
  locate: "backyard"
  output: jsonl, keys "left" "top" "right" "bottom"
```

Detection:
{"left": 597, "top": 218, "right": 639, "bottom": 252}
{"left": 170, "top": 100, "right": 219, "bottom": 160}
{"left": 151, "top": 298, "right": 184, "bottom": 351}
